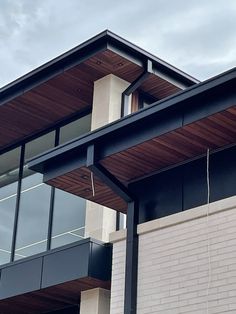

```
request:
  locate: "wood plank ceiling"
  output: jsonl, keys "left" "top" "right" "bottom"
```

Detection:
{"left": 0, "top": 50, "right": 181, "bottom": 151}
{"left": 45, "top": 105, "right": 236, "bottom": 213}
{"left": 0, "top": 277, "right": 110, "bottom": 314}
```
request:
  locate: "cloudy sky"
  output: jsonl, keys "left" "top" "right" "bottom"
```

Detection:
{"left": 0, "top": 0, "right": 235, "bottom": 87}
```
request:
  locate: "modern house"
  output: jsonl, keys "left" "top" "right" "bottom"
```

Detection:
{"left": 0, "top": 30, "right": 236, "bottom": 313}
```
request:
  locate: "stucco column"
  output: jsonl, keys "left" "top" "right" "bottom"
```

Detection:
{"left": 85, "top": 74, "right": 129, "bottom": 242}
{"left": 80, "top": 288, "right": 110, "bottom": 314}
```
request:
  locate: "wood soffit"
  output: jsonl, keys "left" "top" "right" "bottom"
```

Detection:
{"left": 0, "top": 49, "right": 182, "bottom": 152}
{"left": 41, "top": 104, "right": 236, "bottom": 214}
{"left": 0, "top": 277, "right": 110, "bottom": 314}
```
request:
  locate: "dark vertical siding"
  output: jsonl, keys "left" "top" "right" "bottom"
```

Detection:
{"left": 131, "top": 146, "right": 236, "bottom": 224}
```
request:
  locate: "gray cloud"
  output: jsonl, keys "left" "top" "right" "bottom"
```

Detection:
{"left": 0, "top": 0, "right": 235, "bottom": 87}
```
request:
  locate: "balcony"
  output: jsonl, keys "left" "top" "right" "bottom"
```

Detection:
{"left": 0, "top": 239, "right": 111, "bottom": 313}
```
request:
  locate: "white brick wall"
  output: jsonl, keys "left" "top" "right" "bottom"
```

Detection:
{"left": 110, "top": 239, "right": 126, "bottom": 314}
{"left": 110, "top": 196, "right": 236, "bottom": 314}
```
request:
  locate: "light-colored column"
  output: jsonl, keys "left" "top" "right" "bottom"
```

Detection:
{"left": 85, "top": 74, "right": 129, "bottom": 242}
{"left": 80, "top": 288, "right": 111, "bottom": 314}
{"left": 91, "top": 74, "right": 130, "bottom": 129}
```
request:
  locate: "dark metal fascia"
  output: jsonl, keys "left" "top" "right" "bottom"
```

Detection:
{"left": 0, "top": 29, "right": 198, "bottom": 107}
{"left": 106, "top": 30, "right": 199, "bottom": 85}
{"left": 27, "top": 67, "right": 236, "bottom": 173}
{"left": 0, "top": 30, "right": 110, "bottom": 94}
{"left": 0, "top": 43, "right": 108, "bottom": 106}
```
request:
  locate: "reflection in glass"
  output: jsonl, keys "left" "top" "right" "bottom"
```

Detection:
{"left": 0, "top": 148, "right": 20, "bottom": 265}
{"left": 51, "top": 189, "right": 86, "bottom": 249}
{"left": 119, "top": 213, "right": 127, "bottom": 230}
{"left": 15, "top": 173, "right": 51, "bottom": 259}
{"left": 14, "top": 132, "right": 55, "bottom": 260}
{"left": 59, "top": 114, "right": 91, "bottom": 144}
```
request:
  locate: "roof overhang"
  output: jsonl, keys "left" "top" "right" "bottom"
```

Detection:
{"left": 0, "top": 239, "right": 111, "bottom": 314}
{"left": 0, "top": 30, "right": 198, "bottom": 152}
{"left": 28, "top": 67, "right": 236, "bottom": 213}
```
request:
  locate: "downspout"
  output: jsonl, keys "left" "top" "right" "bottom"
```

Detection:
{"left": 86, "top": 144, "right": 139, "bottom": 314}
{"left": 121, "top": 59, "right": 153, "bottom": 116}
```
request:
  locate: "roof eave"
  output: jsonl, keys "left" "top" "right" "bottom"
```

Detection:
{"left": 0, "top": 30, "right": 199, "bottom": 107}
{"left": 28, "top": 67, "right": 236, "bottom": 175}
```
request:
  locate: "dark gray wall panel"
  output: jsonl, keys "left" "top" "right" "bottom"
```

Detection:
{"left": 131, "top": 145, "right": 236, "bottom": 223}
{"left": 183, "top": 158, "right": 207, "bottom": 210}
{"left": 41, "top": 242, "right": 90, "bottom": 288}
{"left": 89, "top": 243, "right": 112, "bottom": 281}
{"left": 210, "top": 146, "right": 236, "bottom": 202}
{"left": 131, "top": 167, "right": 183, "bottom": 224}
{"left": 0, "top": 257, "right": 42, "bottom": 299}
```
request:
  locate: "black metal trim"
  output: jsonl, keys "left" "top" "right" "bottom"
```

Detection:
{"left": 86, "top": 144, "right": 138, "bottom": 314}
{"left": 116, "top": 212, "right": 120, "bottom": 231}
{"left": 2, "top": 238, "right": 106, "bottom": 269}
{"left": 138, "top": 91, "right": 158, "bottom": 110}
{"left": 46, "top": 128, "right": 60, "bottom": 251}
{"left": 10, "top": 144, "right": 25, "bottom": 262}
{"left": 125, "top": 60, "right": 153, "bottom": 96}
{"left": 121, "top": 60, "right": 153, "bottom": 116}
{"left": 0, "top": 30, "right": 197, "bottom": 106}
{"left": 106, "top": 32, "right": 198, "bottom": 85}
{"left": 124, "top": 201, "right": 139, "bottom": 314}
{"left": 86, "top": 144, "right": 133, "bottom": 203}
{"left": 28, "top": 67, "right": 236, "bottom": 173}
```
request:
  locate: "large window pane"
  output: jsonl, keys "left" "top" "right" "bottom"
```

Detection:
{"left": 51, "top": 189, "right": 86, "bottom": 249}
{"left": 15, "top": 173, "right": 51, "bottom": 258}
{"left": 0, "top": 148, "right": 20, "bottom": 265}
{"left": 15, "top": 132, "right": 55, "bottom": 260}
{"left": 59, "top": 114, "right": 91, "bottom": 144}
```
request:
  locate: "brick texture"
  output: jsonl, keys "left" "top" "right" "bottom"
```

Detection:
{"left": 110, "top": 240, "right": 126, "bottom": 314}
{"left": 110, "top": 200, "right": 236, "bottom": 313}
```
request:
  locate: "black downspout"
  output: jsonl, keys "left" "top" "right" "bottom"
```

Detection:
{"left": 124, "top": 201, "right": 139, "bottom": 314}
{"left": 121, "top": 59, "right": 153, "bottom": 116}
{"left": 86, "top": 144, "right": 139, "bottom": 314}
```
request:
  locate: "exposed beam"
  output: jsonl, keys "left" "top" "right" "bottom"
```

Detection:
{"left": 86, "top": 144, "right": 138, "bottom": 314}
{"left": 86, "top": 144, "right": 133, "bottom": 203}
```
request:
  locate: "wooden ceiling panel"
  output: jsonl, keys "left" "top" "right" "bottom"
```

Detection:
{"left": 140, "top": 73, "right": 181, "bottom": 99}
{"left": 82, "top": 50, "right": 144, "bottom": 82}
{"left": 47, "top": 167, "right": 127, "bottom": 213}
{"left": 0, "top": 49, "right": 184, "bottom": 151}
{"left": 0, "top": 277, "right": 110, "bottom": 314}
{"left": 101, "top": 107, "right": 236, "bottom": 185}
{"left": 41, "top": 106, "right": 236, "bottom": 212}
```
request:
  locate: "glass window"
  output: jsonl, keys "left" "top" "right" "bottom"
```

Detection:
{"left": 119, "top": 213, "right": 127, "bottom": 230}
{"left": 138, "top": 92, "right": 156, "bottom": 109}
{"left": 0, "top": 148, "right": 20, "bottom": 265}
{"left": 59, "top": 114, "right": 91, "bottom": 144}
{"left": 51, "top": 189, "right": 86, "bottom": 249}
{"left": 14, "top": 132, "right": 55, "bottom": 260}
